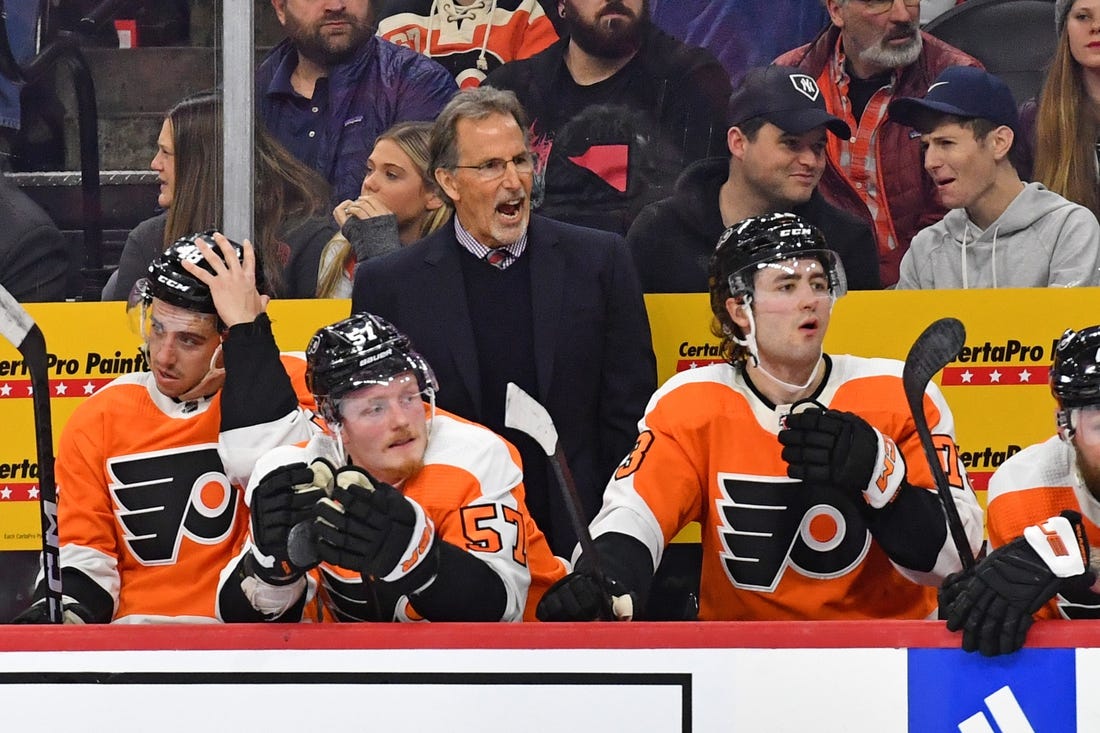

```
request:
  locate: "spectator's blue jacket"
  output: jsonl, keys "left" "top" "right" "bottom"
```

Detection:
{"left": 257, "top": 35, "right": 457, "bottom": 202}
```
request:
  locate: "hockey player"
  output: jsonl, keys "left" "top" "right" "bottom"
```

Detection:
{"left": 537, "top": 212, "right": 983, "bottom": 622}
{"left": 940, "top": 326, "right": 1100, "bottom": 656}
{"left": 14, "top": 232, "right": 319, "bottom": 624}
{"left": 227, "top": 312, "right": 567, "bottom": 622}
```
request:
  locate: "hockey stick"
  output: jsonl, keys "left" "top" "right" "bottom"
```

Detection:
{"left": 0, "top": 286, "right": 62, "bottom": 622}
{"left": 504, "top": 382, "right": 615, "bottom": 620}
{"left": 901, "top": 317, "right": 975, "bottom": 572}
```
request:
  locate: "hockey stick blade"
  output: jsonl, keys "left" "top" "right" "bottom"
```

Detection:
{"left": 0, "top": 286, "right": 62, "bottom": 622}
{"left": 901, "top": 317, "right": 975, "bottom": 571}
{"left": 504, "top": 382, "right": 616, "bottom": 619}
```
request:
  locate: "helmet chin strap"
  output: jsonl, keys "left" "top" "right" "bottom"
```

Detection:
{"left": 732, "top": 294, "right": 823, "bottom": 395}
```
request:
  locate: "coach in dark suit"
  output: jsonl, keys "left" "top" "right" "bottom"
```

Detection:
{"left": 352, "top": 87, "right": 656, "bottom": 556}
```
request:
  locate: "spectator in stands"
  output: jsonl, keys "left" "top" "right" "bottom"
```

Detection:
{"left": 890, "top": 66, "right": 1100, "bottom": 289}
{"left": 627, "top": 64, "right": 880, "bottom": 293}
{"left": 104, "top": 91, "right": 336, "bottom": 301}
{"left": 1020, "top": 0, "right": 1100, "bottom": 221}
{"left": 351, "top": 87, "right": 656, "bottom": 555}
{"left": 377, "top": 0, "right": 559, "bottom": 89}
{"left": 317, "top": 121, "right": 451, "bottom": 298}
{"left": 775, "top": 0, "right": 981, "bottom": 287}
{"left": 0, "top": 173, "right": 70, "bottom": 301}
{"left": 0, "top": 0, "right": 35, "bottom": 170}
{"left": 259, "top": 0, "right": 457, "bottom": 203}
{"left": 484, "top": 0, "right": 732, "bottom": 235}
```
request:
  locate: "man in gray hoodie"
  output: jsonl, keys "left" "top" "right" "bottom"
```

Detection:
{"left": 889, "top": 66, "right": 1100, "bottom": 289}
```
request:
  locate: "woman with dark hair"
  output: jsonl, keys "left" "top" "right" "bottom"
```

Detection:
{"left": 104, "top": 91, "right": 335, "bottom": 300}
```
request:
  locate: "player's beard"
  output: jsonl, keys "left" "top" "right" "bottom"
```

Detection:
{"left": 859, "top": 25, "right": 922, "bottom": 71}
{"left": 562, "top": 0, "right": 649, "bottom": 60}
{"left": 1075, "top": 443, "right": 1100, "bottom": 501}
{"left": 284, "top": 9, "right": 373, "bottom": 68}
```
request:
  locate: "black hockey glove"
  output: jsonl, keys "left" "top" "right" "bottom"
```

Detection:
{"left": 778, "top": 407, "right": 906, "bottom": 508}
{"left": 536, "top": 572, "right": 636, "bottom": 622}
{"left": 249, "top": 458, "right": 334, "bottom": 583}
{"left": 313, "top": 466, "right": 439, "bottom": 595}
{"left": 11, "top": 599, "right": 96, "bottom": 624}
{"left": 942, "top": 510, "right": 1093, "bottom": 657}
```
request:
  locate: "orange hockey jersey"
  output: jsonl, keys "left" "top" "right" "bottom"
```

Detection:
{"left": 55, "top": 355, "right": 317, "bottom": 623}
{"left": 242, "top": 406, "right": 568, "bottom": 622}
{"left": 377, "top": 0, "right": 558, "bottom": 89}
{"left": 986, "top": 435, "right": 1100, "bottom": 619}
{"left": 590, "top": 355, "right": 983, "bottom": 621}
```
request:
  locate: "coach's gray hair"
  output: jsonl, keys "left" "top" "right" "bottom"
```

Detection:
{"left": 429, "top": 87, "right": 531, "bottom": 173}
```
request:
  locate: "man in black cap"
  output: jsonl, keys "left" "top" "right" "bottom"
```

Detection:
{"left": 889, "top": 65, "right": 1100, "bottom": 289}
{"left": 627, "top": 64, "right": 880, "bottom": 293}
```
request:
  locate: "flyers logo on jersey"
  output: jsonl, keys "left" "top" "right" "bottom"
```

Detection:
{"left": 715, "top": 473, "right": 870, "bottom": 591}
{"left": 108, "top": 445, "right": 239, "bottom": 566}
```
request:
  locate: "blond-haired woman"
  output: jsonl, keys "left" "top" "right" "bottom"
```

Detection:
{"left": 317, "top": 121, "right": 451, "bottom": 298}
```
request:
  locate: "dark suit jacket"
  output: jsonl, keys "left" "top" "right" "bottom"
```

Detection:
{"left": 352, "top": 214, "right": 657, "bottom": 553}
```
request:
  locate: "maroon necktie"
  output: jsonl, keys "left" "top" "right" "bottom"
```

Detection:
{"left": 485, "top": 249, "right": 511, "bottom": 269}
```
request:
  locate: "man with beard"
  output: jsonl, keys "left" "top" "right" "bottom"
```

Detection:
{"left": 350, "top": 87, "right": 657, "bottom": 557}
{"left": 627, "top": 64, "right": 881, "bottom": 293}
{"left": 939, "top": 326, "right": 1100, "bottom": 656}
{"left": 775, "top": 0, "right": 981, "bottom": 287}
{"left": 258, "top": 0, "right": 458, "bottom": 203}
{"left": 483, "top": 0, "right": 731, "bottom": 235}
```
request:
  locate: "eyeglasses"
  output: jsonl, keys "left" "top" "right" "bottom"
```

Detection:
{"left": 452, "top": 152, "right": 536, "bottom": 180}
{"left": 850, "top": 0, "right": 920, "bottom": 15}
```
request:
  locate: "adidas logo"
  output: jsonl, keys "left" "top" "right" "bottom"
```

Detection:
{"left": 957, "top": 686, "right": 1035, "bottom": 733}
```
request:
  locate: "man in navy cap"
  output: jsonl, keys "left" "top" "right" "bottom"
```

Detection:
{"left": 890, "top": 66, "right": 1100, "bottom": 289}
{"left": 627, "top": 64, "right": 881, "bottom": 293}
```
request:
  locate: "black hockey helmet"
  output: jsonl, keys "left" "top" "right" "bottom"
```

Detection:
{"left": 140, "top": 231, "right": 264, "bottom": 315}
{"left": 1051, "top": 326, "right": 1100, "bottom": 412}
{"left": 711, "top": 212, "right": 847, "bottom": 299}
{"left": 306, "top": 312, "right": 438, "bottom": 423}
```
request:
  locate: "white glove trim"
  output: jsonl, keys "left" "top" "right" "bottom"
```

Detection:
{"left": 1024, "top": 516, "right": 1087, "bottom": 578}
{"left": 241, "top": 574, "right": 307, "bottom": 617}
{"left": 379, "top": 497, "right": 436, "bottom": 584}
{"left": 863, "top": 430, "right": 906, "bottom": 509}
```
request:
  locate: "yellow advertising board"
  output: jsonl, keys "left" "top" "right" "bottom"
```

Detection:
{"left": 1, "top": 289, "right": 1096, "bottom": 551}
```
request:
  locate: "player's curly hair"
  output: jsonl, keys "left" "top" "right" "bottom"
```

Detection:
{"left": 707, "top": 255, "right": 751, "bottom": 366}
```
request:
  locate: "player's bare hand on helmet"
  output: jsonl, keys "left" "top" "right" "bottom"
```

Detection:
{"left": 180, "top": 232, "right": 267, "bottom": 328}
{"left": 778, "top": 406, "right": 907, "bottom": 509}
{"left": 313, "top": 466, "right": 440, "bottom": 594}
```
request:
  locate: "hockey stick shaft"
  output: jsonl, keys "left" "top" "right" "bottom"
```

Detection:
{"left": 504, "top": 383, "right": 615, "bottom": 620}
{"left": 903, "top": 318, "right": 975, "bottom": 572}
{"left": 0, "top": 288, "right": 62, "bottom": 621}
